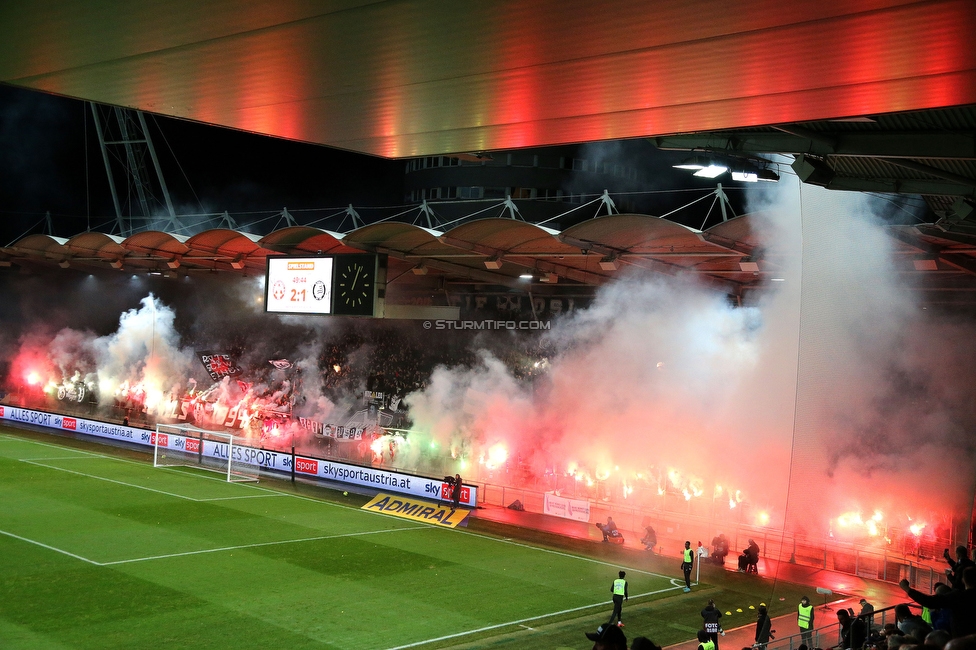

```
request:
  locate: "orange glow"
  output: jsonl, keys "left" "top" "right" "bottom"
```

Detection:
{"left": 485, "top": 443, "right": 508, "bottom": 469}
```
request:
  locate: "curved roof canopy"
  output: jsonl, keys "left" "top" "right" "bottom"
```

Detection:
{"left": 6, "top": 213, "right": 974, "bottom": 299}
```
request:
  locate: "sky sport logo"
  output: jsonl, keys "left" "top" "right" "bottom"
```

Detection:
{"left": 423, "top": 320, "right": 551, "bottom": 331}
{"left": 441, "top": 482, "right": 470, "bottom": 502}
{"left": 296, "top": 458, "right": 319, "bottom": 474}
{"left": 61, "top": 417, "right": 77, "bottom": 430}
{"left": 184, "top": 438, "right": 200, "bottom": 453}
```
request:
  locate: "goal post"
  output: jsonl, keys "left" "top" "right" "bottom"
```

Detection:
{"left": 153, "top": 423, "right": 260, "bottom": 483}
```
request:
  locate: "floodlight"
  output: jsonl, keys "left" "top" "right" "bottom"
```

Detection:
{"left": 673, "top": 156, "right": 709, "bottom": 171}
{"left": 731, "top": 171, "right": 758, "bottom": 182}
{"left": 693, "top": 164, "right": 729, "bottom": 178}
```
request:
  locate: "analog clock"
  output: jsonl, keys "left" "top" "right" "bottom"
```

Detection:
{"left": 333, "top": 255, "right": 375, "bottom": 316}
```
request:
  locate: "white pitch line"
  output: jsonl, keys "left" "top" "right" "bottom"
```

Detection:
{"left": 16, "top": 456, "right": 99, "bottom": 461}
{"left": 4, "top": 434, "right": 699, "bottom": 583}
{"left": 0, "top": 528, "right": 100, "bottom": 565}
{"left": 99, "top": 525, "right": 425, "bottom": 566}
{"left": 19, "top": 458, "right": 282, "bottom": 502}
{"left": 20, "top": 459, "right": 212, "bottom": 502}
{"left": 5, "top": 433, "right": 294, "bottom": 497}
{"left": 384, "top": 584, "right": 685, "bottom": 650}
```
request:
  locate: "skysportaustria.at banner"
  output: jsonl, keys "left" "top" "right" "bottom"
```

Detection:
{"left": 362, "top": 493, "right": 470, "bottom": 528}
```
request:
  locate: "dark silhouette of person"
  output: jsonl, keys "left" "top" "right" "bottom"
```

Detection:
{"left": 451, "top": 473, "right": 463, "bottom": 510}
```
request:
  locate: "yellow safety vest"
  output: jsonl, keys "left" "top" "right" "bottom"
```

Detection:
{"left": 613, "top": 578, "right": 627, "bottom": 595}
{"left": 684, "top": 548, "right": 694, "bottom": 563}
{"left": 798, "top": 604, "right": 813, "bottom": 629}
{"left": 700, "top": 641, "right": 716, "bottom": 650}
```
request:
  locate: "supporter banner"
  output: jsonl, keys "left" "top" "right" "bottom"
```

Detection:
{"left": 362, "top": 493, "right": 469, "bottom": 528}
{"left": 196, "top": 351, "right": 242, "bottom": 381}
{"left": 297, "top": 417, "right": 367, "bottom": 440}
{"left": 544, "top": 492, "right": 591, "bottom": 522}
{"left": 0, "top": 406, "right": 477, "bottom": 508}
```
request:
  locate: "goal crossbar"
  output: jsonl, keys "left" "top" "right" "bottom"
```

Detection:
{"left": 153, "top": 423, "right": 259, "bottom": 483}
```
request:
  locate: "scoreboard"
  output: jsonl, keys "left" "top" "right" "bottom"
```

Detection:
{"left": 265, "top": 254, "right": 383, "bottom": 316}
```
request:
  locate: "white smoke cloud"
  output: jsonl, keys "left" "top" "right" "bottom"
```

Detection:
{"left": 403, "top": 180, "right": 976, "bottom": 536}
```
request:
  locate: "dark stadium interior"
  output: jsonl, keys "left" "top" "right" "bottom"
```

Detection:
{"left": 1, "top": 3, "right": 976, "bottom": 649}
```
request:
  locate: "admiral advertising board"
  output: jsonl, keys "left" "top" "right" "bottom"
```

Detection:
{"left": 0, "top": 406, "right": 476, "bottom": 508}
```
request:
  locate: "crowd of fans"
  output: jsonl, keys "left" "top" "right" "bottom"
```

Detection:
{"left": 791, "top": 546, "right": 976, "bottom": 650}
{"left": 314, "top": 322, "right": 550, "bottom": 402}
{"left": 584, "top": 545, "right": 976, "bottom": 650}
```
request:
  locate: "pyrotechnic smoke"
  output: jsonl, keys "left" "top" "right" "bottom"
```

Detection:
{"left": 766, "top": 182, "right": 976, "bottom": 536}
{"left": 403, "top": 180, "right": 976, "bottom": 537}
{"left": 0, "top": 180, "right": 973, "bottom": 540}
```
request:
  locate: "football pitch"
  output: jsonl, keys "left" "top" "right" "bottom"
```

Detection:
{"left": 0, "top": 430, "right": 684, "bottom": 649}
{"left": 0, "top": 428, "right": 817, "bottom": 649}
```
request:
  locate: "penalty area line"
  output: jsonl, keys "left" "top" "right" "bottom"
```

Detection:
{"left": 0, "top": 528, "right": 101, "bottom": 565}
{"left": 384, "top": 584, "right": 685, "bottom": 650}
{"left": 19, "top": 459, "right": 208, "bottom": 502}
{"left": 99, "top": 525, "right": 426, "bottom": 566}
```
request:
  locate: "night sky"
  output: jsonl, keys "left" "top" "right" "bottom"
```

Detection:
{"left": 3, "top": 82, "right": 896, "bottom": 247}
{"left": 0, "top": 83, "right": 405, "bottom": 245}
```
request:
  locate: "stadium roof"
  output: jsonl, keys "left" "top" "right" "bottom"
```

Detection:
{"left": 1, "top": 1, "right": 974, "bottom": 159}
{"left": 2, "top": 1, "right": 976, "bottom": 303}
{"left": 5, "top": 214, "right": 976, "bottom": 305}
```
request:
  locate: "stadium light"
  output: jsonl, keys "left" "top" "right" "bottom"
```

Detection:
{"left": 673, "top": 155, "right": 711, "bottom": 171}
{"left": 411, "top": 263, "right": 428, "bottom": 275}
{"left": 519, "top": 273, "right": 533, "bottom": 280}
{"left": 693, "top": 164, "right": 729, "bottom": 178}
{"left": 484, "top": 256, "right": 503, "bottom": 270}
{"left": 675, "top": 154, "right": 778, "bottom": 182}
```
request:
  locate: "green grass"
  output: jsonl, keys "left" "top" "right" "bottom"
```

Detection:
{"left": 0, "top": 428, "right": 830, "bottom": 649}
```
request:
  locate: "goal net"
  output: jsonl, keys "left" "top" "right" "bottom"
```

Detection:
{"left": 153, "top": 423, "right": 260, "bottom": 483}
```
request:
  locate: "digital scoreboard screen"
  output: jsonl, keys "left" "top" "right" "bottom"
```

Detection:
{"left": 265, "top": 257, "right": 334, "bottom": 314}
{"left": 265, "top": 254, "right": 381, "bottom": 316}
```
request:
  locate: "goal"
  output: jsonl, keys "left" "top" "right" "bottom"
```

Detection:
{"left": 153, "top": 423, "right": 260, "bottom": 483}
